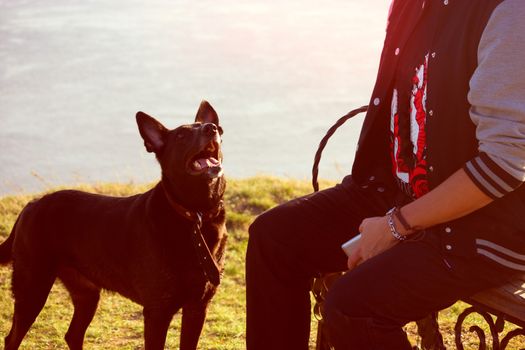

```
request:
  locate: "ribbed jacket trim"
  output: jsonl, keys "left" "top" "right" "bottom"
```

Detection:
{"left": 464, "top": 161, "right": 503, "bottom": 199}
{"left": 479, "top": 153, "right": 522, "bottom": 189}
{"left": 476, "top": 238, "right": 525, "bottom": 271}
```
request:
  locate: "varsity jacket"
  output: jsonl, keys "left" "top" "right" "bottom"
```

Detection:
{"left": 352, "top": 0, "right": 525, "bottom": 270}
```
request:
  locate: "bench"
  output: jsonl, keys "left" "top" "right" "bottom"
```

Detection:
{"left": 311, "top": 272, "right": 525, "bottom": 349}
{"left": 311, "top": 106, "right": 525, "bottom": 349}
{"left": 458, "top": 274, "right": 525, "bottom": 349}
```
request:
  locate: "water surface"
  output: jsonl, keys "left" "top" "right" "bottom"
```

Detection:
{"left": 0, "top": 0, "right": 390, "bottom": 194}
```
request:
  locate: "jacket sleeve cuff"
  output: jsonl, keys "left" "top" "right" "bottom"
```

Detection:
{"left": 463, "top": 152, "right": 523, "bottom": 199}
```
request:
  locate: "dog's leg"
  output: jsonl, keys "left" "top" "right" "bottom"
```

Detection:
{"left": 64, "top": 289, "right": 100, "bottom": 350}
{"left": 143, "top": 307, "right": 174, "bottom": 350}
{"left": 180, "top": 301, "right": 209, "bottom": 350}
{"left": 4, "top": 261, "right": 56, "bottom": 350}
{"left": 59, "top": 268, "right": 101, "bottom": 350}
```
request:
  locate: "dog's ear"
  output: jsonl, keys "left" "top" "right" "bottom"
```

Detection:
{"left": 195, "top": 100, "right": 219, "bottom": 126}
{"left": 136, "top": 111, "right": 168, "bottom": 153}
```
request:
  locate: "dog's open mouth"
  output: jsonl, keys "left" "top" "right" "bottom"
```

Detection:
{"left": 187, "top": 139, "right": 223, "bottom": 177}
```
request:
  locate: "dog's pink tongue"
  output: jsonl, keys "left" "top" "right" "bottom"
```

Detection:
{"left": 196, "top": 157, "right": 220, "bottom": 169}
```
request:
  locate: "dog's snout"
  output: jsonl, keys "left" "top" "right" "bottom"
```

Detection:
{"left": 203, "top": 123, "right": 218, "bottom": 136}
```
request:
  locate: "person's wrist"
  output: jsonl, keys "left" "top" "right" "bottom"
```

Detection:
{"left": 395, "top": 206, "right": 419, "bottom": 235}
{"left": 392, "top": 211, "right": 411, "bottom": 236}
{"left": 381, "top": 216, "right": 398, "bottom": 242}
{"left": 386, "top": 208, "right": 407, "bottom": 241}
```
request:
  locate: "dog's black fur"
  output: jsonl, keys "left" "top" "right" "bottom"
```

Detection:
{"left": 0, "top": 101, "right": 227, "bottom": 350}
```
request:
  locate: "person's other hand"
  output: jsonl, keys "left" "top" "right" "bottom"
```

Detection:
{"left": 347, "top": 216, "right": 398, "bottom": 270}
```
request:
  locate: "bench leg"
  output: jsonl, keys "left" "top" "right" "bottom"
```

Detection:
{"left": 416, "top": 313, "right": 446, "bottom": 350}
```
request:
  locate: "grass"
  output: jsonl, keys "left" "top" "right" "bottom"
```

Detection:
{"left": 0, "top": 176, "right": 524, "bottom": 349}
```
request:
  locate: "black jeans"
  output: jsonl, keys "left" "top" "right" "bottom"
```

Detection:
{"left": 245, "top": 175, "right": 516, "bottom": 350}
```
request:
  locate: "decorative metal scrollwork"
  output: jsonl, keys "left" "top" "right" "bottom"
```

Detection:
{"left": 500, "top": 328, "right": 525, "bottom": 349}
{"left": 455, "top": 306, "right": 525, "bottom": 350}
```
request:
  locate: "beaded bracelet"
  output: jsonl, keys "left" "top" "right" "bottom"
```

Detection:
{"left": 386, "top": 207, "right": 407, "bottom": 241}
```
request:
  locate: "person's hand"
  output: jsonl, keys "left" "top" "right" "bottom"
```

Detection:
{"left": 346, "top": 216, "right": 399, "bottom": 270}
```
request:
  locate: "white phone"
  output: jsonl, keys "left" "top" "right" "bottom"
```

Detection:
{"left": 341, "top": 234, "right": 361, "bottom": 257}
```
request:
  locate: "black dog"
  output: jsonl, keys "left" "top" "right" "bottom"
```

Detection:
{"left": 0, "top": 101, "right": 227, "bottom": 350}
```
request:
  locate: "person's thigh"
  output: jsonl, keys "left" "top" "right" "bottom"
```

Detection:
{"left": 325, "top": 232, "right": 510, "bottom": 324}
{"left": 248, "top": 175, "right": 395, "bottom": 276}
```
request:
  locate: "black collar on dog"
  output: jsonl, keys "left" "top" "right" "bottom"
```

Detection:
{"left": 161, "top": 182, "right": 222, "bottom": 286}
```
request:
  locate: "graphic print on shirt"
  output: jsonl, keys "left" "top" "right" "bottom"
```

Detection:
{"left": 390, "top": 53, "right": 429, "bottom": 198}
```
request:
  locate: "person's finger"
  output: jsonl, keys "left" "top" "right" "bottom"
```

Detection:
{"left": 347, "top": 251, "right": 361, "bottom": 270}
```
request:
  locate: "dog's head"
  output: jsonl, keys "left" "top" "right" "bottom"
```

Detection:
{"left": 136, "top": 101, "right": 225, "bottom": 211}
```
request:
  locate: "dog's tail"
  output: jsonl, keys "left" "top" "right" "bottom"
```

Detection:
{"left": 0, "top": 215, "right": 19, "bottom": 264}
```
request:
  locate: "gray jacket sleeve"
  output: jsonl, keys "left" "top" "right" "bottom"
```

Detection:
{"left": 464, "top": 0, "right": 525, "bottom": 199}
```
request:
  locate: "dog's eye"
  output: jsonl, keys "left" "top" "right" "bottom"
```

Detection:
{"left": 175, "top": 130, "right": 189, "bottom": 141}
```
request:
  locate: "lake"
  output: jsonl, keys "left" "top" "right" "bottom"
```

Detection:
{"left": 0, "top": 0, "right": 390, "bottom": 195}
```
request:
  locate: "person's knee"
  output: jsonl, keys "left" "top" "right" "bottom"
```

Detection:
{"left": 322, "top": 272, "right": 413, "bottom": 349}
{"left": 247, "top": 211, "right": 274, "bottom": 251}
{"left": 248, "top": 206, "right": 290, "bottom": 248}
{"left": 247, "top": 209, "right": 308, "bottom": 282}
{"left": 247, "top": 212, "right": 266, "bottom": 241}
{"left": 246, "top": 210, "right": 283, "bottom": 266}
{"left": 324, "top": 273, "right": 368, "bottom": 322}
